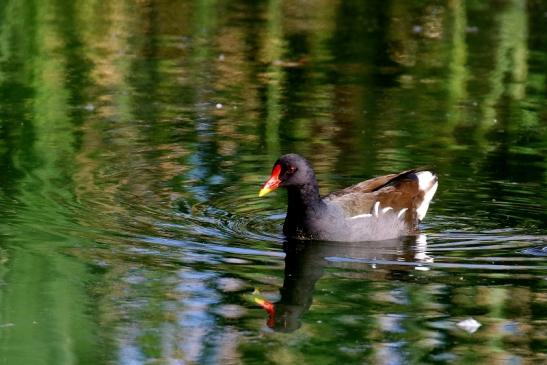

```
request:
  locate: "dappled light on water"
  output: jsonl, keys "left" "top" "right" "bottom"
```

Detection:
{"left": 0, "top": 1, "right": 546, "bottom": 364}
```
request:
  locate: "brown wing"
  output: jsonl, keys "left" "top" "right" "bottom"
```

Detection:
{"left": 326, "top": 171, "right": 412, "bottom": 197}
{"left": 324, "top": 170, "right": 423, "bottom": 223}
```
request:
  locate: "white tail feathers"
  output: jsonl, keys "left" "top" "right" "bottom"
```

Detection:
{"left": 415, "top": 171, "right": 438, "bottom": 220}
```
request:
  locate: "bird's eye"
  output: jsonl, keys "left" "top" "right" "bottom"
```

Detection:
{"left": 286, "top": 166, "right": 297, "bottom": 174}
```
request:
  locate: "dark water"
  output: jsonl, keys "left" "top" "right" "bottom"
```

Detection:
{"left": 0, "top": 1, "right": 546, "bottom": 364}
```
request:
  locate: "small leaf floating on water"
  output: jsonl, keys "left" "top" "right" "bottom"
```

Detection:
{"left": 457, "top": 318, "right": 481, "bottom": 334}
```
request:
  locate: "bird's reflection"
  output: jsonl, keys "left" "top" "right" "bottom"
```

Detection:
{"left": 257, "top": 234, "right": 432, "bottom": 332}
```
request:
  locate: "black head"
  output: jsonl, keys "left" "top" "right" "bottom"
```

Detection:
{"left": 259, "top": 154, "right": 316, "bottom": 196}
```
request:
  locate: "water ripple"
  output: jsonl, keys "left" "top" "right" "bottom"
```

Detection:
{"left": 521, "top": 245, "right": 547, "bottom": 257}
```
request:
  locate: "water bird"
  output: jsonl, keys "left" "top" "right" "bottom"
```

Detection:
{"left": 259, "top": 153, "right": 438, "bottom": 241}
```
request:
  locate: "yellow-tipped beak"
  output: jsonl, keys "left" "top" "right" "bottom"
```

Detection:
{"left": 258, "top": 187, "right": 273, "bottom": 197}
{"left": 259, "top": 164, "right": 282, "bottom": 198}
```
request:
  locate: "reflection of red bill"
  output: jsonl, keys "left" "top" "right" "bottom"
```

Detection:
{"left": 254, "top": 297, "right": 275, "bottom": 328}
{"left": 259, "top": 164, "right": 282, "bottom": 197}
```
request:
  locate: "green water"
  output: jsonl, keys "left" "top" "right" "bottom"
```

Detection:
{"left": 0, "top": 0, "right": 546, "bottom": 364}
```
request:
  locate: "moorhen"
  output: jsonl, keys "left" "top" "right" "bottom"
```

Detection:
{"left": 259, "top": 154, "right": 438, "bottom": 241}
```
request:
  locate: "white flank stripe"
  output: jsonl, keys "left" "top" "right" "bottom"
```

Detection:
{"left": 349, "top": 213, "right": 372, "bottom": 220}
{"left": 373, "top": 201, "right": 380, "bottom": 217}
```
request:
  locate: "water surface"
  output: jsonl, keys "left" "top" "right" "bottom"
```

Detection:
{"left": 0, "top": 1, "right": 546, "bottom": 364}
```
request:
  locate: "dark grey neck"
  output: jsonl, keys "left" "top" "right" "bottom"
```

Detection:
{"left": 283, "top": 183, "right": 325, "bottom": 238}
{"left": 286, "top": 183, "right": 323, "bottom": 216}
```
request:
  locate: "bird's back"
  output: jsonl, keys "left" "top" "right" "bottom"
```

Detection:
{"left": 316, "top": 169, "right": 438, "bottom": 241}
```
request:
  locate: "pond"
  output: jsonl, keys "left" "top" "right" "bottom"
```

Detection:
{"left": 0, "top": 1, "right": 546, "bottom": 364}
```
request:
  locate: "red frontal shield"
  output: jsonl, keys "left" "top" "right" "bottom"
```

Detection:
{"left": 259, "top": 164, "right": 282, "bottom": 197}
